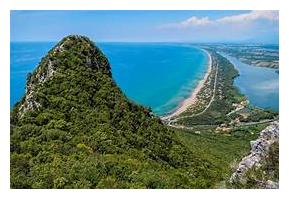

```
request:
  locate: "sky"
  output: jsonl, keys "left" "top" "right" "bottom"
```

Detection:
{"left": 10, "top": 10, "right": 279, "bottom": 44}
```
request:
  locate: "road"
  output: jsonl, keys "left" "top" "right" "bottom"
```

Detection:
{"left": 164, "top": 62, "right": 218, "bottom": 127}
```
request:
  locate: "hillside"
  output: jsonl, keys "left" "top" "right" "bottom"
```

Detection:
{"left": 11, "top": 35, "right": 222, "bottom": 188}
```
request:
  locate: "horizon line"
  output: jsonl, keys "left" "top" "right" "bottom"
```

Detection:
{"left": 10, "top": 40, "right": 279, "bottom": 45}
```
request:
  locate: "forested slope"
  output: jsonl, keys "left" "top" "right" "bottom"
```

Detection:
{"left": 11, "top": 35, "right": 220, "bottom": 188}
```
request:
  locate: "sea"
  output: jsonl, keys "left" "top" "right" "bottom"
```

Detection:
{"left": 10, "top": 42, "right": 279, "bottom": 115}
{"left": 10, "top": 42, "right": 209, "bottom": 116}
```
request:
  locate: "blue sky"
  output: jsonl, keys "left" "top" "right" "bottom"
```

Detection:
{"left": 11, "top": 10, "right": 279, "bottom": 43}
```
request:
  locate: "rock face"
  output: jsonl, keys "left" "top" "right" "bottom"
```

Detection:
{"left": 229, "top": 121, "right": 279, "bottom": 187}
{"left": 18, "top": 56, "right": 55, "bottom": 116}
{"left": 17, "top": 35, "right": 111, "bottom": 117}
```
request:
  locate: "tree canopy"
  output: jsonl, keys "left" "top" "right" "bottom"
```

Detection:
{"left": 11, "top": 35, "right": 220, "bottom": 188}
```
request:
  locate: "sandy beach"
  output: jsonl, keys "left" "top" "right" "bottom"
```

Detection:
{"left": 162, "top": 49, "right": 212, "bottom": 120}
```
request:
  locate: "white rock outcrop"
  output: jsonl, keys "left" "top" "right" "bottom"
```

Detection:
{"left": 229, "top": 121, "right": 279, "bottom": 187}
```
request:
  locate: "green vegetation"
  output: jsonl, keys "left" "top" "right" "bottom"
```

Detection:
{"left": 175, "top": 50, "right": 245, "bottom": 126}
{"left": 164, "top": 47, "right": 279, "bottom": 189}
{"left": 238, "top": 108, "right": 278, "bottom": 123}
{"left": 172, "top": 49, "right": 278, "bottom": 127}
{"left": 212, "top": 44, "right": 279, "bottom": 69}
{"left": 175, "top": 124, "right": 268, "bottom": 187}
{"left": 10, "top": 35, "right": 277, "bottom": 189}
{"left": 10, "top": 35, "right": 222, "bottom": 189}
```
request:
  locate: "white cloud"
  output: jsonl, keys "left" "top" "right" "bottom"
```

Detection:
{"left": 161, "top": 11, "right": 278, "bottom": 29}
{"left": 180, "top": 16, "right": 211, "bottom": 27}
{"left": 217, "top": 11, "right": 278, "bottom": 24}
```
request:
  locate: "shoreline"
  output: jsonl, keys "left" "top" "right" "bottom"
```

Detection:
{"left": 220, "top": 52, "right": 279, "bottom": 112}
{"left": 161, "top": 49, "right": 212, "bottom": 120}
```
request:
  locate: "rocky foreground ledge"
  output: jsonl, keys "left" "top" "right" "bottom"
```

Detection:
{"left": 230, "top": 121, "right": 279, "bottom": 188}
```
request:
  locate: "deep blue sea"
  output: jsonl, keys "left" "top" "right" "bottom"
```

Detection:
{"left": 11, "top": 42, "right": 279, "bottom": 115}
{"left": 221, "top": 53, "right": 279, "bottom": 111}
{"left": 10, "top": 42, "right": 209, "bottom": 116}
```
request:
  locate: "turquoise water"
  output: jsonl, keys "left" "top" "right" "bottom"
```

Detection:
{"left": 221, "top": 53, "right": 279, "bottom": 111}
{"left": 11, "top": 42, "right": 55, "bottom": 110}
{"left": 10, "top": 42, "right": 209, "bottom": 116}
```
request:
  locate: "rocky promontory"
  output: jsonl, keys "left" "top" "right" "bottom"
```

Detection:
{"left": 230, "top": 121, "right": 279, "bottom": 188}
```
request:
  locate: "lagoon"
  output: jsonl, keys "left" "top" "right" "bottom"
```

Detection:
{"left": 221, "top": 53, "right": 279, "bottom": 111}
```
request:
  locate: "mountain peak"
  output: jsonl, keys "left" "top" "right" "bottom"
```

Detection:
{"left": 16, "top": 35, "right": 111, "bottom": 116}
{"left": 10, "top": 35, "right": 221, "bottom": 188}
{"left": 55, "top": 35, "right": 111, "bottom": 74}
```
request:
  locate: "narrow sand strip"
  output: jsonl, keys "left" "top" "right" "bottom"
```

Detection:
{"left": 162, "top": 49, "right": 212, "bottom": 120}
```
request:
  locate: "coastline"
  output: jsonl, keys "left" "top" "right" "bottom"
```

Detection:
{"left": 220, "top": 52, "right": 279, "bottom": 112}
{"left": 161, "top": 49, "right": 212, "bottom": 120}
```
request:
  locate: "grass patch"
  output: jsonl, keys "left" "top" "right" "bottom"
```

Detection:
{"left": 174, "top": 124, "right": 268, "bottom": 187}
